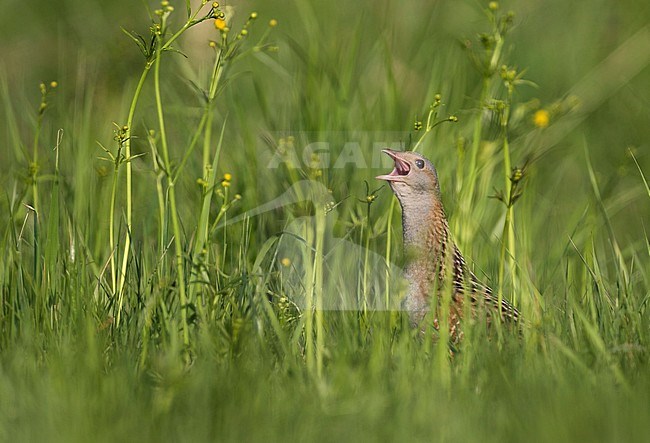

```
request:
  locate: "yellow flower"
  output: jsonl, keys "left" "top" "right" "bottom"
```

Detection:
{"left": 50, "top": 81, "right": 58, "bottom": 88}
{"left": 214, "top": 18, "right": 226, "bottom": 30}
{"left": 223, "top": 173, "right": 232, "bottom": 181}
{"left": 269, "top": 18, "right": 278, "bottom": 27}
{"left": 533, "top": 109, "right": 550, "bottom": 128}
{"left": 280, "top": 257, "right": 291, "bottom": 267}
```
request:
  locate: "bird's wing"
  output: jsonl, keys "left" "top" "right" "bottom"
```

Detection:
{"left": 451, "top": 244, "right": 521, "bottom": 322}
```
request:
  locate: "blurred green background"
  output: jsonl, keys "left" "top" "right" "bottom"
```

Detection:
{"left": 1, "top": 1, "right": 650, "bottom": 441}
{"left": 2, "top": 0, "right": 649, "bottom": 243}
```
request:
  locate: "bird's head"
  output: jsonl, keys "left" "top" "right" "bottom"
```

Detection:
{"left": 376, "top": 149, "right": 441, "bottom": 202}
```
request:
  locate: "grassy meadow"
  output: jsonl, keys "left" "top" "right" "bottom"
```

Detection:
{"left": 1, "top": 0, "right": 650, "bottom": 441}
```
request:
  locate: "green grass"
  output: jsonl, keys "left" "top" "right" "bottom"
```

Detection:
{"left": 1, "top": 0, "right": 650, "bottom": 441}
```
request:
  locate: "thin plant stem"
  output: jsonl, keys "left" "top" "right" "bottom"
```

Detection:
{"left": 457, "top": 77, "right": 490, "bottom": 245}
{"left": 147, "top": 132, "right": 167, "bottom": 258}
{"left": 303, "top": 220, "right": 315, "bottom": 373}
{"left": 116, "top": 65, "right": 151, "bottom": 327}
{"left": 109, "top": 158, "right": 119, "bottom": 295}
{"left": 497, "top": 87, "right": 518, "bottom": 308}
{"left": 31, "top": 96, "right": 46, "bottom": 283}
{"left": 384, "top": 198, "right": 395, "bottom": 311}
{"left": 314, "top": 208, "right": 325, "bottom": 379}
{"left": 153, "top": 23, "right": 190, "bottom": 356}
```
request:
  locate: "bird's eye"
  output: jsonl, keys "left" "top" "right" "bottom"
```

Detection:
{"left": 415, "top": 159, "right": 425, "bottom": 169}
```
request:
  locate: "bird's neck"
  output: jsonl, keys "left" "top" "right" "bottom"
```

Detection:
{"left": 400, "top": 195, "right": 449, "bottom": 258}
{"left": 397, "top": 194, "right": 451, "bottom": 315}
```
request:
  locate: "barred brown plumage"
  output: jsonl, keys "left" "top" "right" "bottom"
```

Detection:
{"left": 377, "top": 149, "right": 520, "bottom": 341}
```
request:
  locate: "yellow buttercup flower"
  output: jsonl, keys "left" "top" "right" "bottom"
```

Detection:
{"left": 215, "top": 18, "right": 226, "bottom": 30}
{"left": 533, "top": 109, "right": 550, "bottom": 128}
{"left": 281, "top": 257, "right": 291, "bottom": 267}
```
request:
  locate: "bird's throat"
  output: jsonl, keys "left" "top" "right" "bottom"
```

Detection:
{"left": 400, "top": 196, "right": 448, "bottom": 254}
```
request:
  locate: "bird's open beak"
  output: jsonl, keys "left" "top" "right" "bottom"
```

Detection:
{"left": 376, "top": 149, "right": 411, "bottom": 181}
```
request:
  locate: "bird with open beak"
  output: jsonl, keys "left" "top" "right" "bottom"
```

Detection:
{"left": 377, "top": 149, "right": 519, "bottom": 341}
